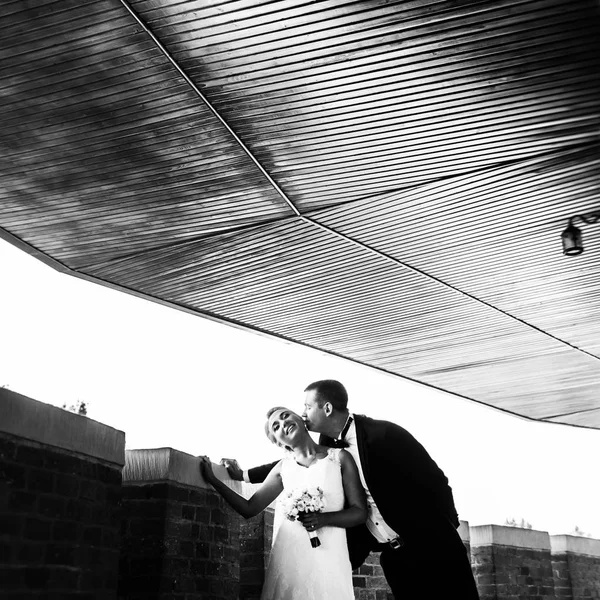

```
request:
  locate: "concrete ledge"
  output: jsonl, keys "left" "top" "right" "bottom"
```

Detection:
{"left": 551, "top": 535, "right": 600, "bottom": 557}
{"left": 123, "top": 448, "right": 244, "bottom": 495}
{"left": 458, "top": 520, "right": 470, "bottom": 543}
{"left": 0, "top": 388, "right": 125, "bottom": 466}
{"left": 471, "top": 524, "right": 551, "bottom": 550}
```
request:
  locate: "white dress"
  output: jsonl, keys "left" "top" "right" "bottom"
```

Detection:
{"left": 260, "top": 448, "right": 354, "bottom": 600}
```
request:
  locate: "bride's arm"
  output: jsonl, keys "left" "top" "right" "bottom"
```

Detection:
{"left": 300, "top": 450, "right": 367, "bottom": 530}
{"left": 199, "top": 456, "right": 283, "bottom": 519}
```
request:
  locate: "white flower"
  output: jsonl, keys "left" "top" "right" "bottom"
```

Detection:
{"left": 281, "top": 487, "right": 325, "bottom": 521}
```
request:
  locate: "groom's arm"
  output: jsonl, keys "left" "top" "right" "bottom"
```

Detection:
{"left": 223, "top": 459, "right": 279, "bottom": 484}
{"left": 247, "top": 462, "right": 279, "bottom": 484}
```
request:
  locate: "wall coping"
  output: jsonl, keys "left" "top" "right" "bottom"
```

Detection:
{"left": 551, "top": 534, "right": 600, "bottom": 557}
{"left": 471, "top": 524, "right": 551, "bottom": 550}
{"left": 123, "top": 448, "right": 246, "bottom": 496}
{"left": 458, "top": 520, "right": 470, "bottom": 543}
{"left": 0, "top": 388, "right": 125, "bottom": 466}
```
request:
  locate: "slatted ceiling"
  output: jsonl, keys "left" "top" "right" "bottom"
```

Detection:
{"left": 0, "top": 4, "right": 119, "bottom": 43}
{"left": 0, "top": 0, "right": 296, "bottom": 269}
{"left": 256, "top": 112, "right": 597, "bottom": 155}
{"left": 316, "top": 180, "right": 595, "bottom": 261}
{"left": 3, "top": 115, "right": 206, "bottom": 167}
{"left": 150, "top": 0, "right": 599, "bottom": 210}
{"left": 187, "top": 23, "right": 591, "bottom": 104}
{"left": 264, "top": 144, "right": 596, "bottom": 208}
{"left": 313, "top": 146, "right": 600, "bottom": 361}
{"left": 151, "top": 0, "right": 573, "bottom": 68}
{"left": 206, "top": 54, "right": 595, "bottom": 121}
{"left": 274, "top": 98, "right": 595, "bottom": 145}
{"left": 1, "top": 0, "right": 599, "bottom": 427}
{"left": 312, "top": 146, "right": 599, "bottom": 241}
{"left": 548, "top": 409, "right": 600, "bottom": 426}
{"left": 215, "top": 61, "right": 596, "bottom": 124}
{"left": 3, "top": 164, "right": 277, "bottom": 208}
{"left": 449, "top": 371, "right": 599, "bottom": 413}
{"left": 82, "top": 216, "right": 587, "bottom": 416}
{"left": 84, "top": 217, "right": 570, "bottom": 354}
{"left": 234, "top": 88, "right": 595, "bottom": 145}
{"left": 275, "top": 147, "right": 589, "bottom": 198}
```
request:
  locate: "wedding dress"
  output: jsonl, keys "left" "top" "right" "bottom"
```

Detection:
{"left": 260, "top": 448, "right": 354, "bottom": 600}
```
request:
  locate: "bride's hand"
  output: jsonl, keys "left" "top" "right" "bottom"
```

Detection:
{"left": 199, "top": 456, "right": 216, "bottom": 484}
{"left": 299, "top": 511, "right": 327, "bottom": 531}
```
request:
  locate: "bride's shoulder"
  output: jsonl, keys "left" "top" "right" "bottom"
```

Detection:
{"left": 325, "top": 447, "right": 343, "bottom": 464}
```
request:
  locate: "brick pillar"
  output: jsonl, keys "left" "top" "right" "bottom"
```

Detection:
{"left": 551, "top": 535, "right": 600, "bottom": 600}
{"left": 119, "top": 448, "right": 243, "bottom": 600}
{"left": 0, "top": 388, "right": 125, "bottom": 598}
{"left": 239, "top": 507, "right": 274, "bottom": 599}
{"left": 471, "top": 524, "right": 556, "bottom": 600}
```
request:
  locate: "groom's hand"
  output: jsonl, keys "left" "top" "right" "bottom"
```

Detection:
{"left": 221, "top": 458, "right": 243, "bottom": 481}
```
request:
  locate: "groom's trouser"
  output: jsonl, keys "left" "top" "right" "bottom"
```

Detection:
{"left": 352, "top": 518, "right": 480, "bottom": 600}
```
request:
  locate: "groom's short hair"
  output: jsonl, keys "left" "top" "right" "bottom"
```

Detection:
{"left": 304, "top": 380, "right": 348, "bottom": 411}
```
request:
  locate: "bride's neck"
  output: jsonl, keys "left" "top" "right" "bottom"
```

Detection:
{"left": 290, "top": 437, "right": 320, "bottom": 459}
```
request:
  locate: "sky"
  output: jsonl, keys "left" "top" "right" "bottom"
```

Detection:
{"left": 1, "top": 237, "right": 599, "bottom": 538}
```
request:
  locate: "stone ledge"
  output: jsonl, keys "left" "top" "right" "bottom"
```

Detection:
{"left": 471, "top": 524, "right": 551, "bottom": 550}
{"left": 458, "top": 520, "right": 470, "bottom": 543}
{"left": 551, "top": 535, "right": 600, "bottom": 557}
{"left": 0, "top": 388, "right": 125, "bottom": 466}
{"left": 123, "top": 447, "right": 245, "bottom": 495}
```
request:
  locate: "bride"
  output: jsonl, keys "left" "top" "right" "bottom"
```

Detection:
{"left": 199, "top": 406, "right": 367, "bottom": 599}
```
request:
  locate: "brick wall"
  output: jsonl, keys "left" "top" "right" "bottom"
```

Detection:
{"left": 3, "top": 388, "right": 600, "bottom": 600}
{"left": 353, "top": 552, "right": 391, "bottom": 600}
{"left": 0, "top": 388, "right": 125, "bottom": 599}
{"left": 119, "top": 448, "right": 243, "bottom": 600}
{"left": 471, "top": 524, "right": 556, "bottom": 600}
{"left": 551, "top": 535, "right": 600, "bottom": 600}
{"left": 239, "top": 508, "right": 274, "bottom": 600}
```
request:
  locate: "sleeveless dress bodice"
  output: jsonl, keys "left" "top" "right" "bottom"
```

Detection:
{"left": 260, "top": 448, "right": 354, "bottom": 600}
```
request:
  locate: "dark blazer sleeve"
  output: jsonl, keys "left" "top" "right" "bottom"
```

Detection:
{"left": 360, "top": 416, "right": 460, "bottom": 529}
{"left": 247, "top": 460, "right": 280, "bottom": 484}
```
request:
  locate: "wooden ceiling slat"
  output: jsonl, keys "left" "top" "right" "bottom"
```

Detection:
{"left": 0, "top": 2, "right": 115, "bottom": 42}
{"left": 153, "top": 0, "right": 570, "bottom": 58}
{"left": 171, "top": 4, "right": 586, "bottom": 83}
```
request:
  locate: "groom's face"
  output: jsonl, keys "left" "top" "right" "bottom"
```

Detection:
{"left": 302, "top": 390, "right": 327, "bottom": 433}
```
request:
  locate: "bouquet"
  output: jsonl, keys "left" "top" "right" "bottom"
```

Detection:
{"left": 281, "top": 487, "right": 325, "bottom": 548}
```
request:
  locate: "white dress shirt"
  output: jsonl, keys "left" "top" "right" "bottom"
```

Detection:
{"left": 342, "top": 415, "right": 400, "bottom": 544}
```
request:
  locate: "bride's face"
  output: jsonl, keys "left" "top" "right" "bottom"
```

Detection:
{"left": 267, "top": 408, "right": 305, "bottom": 448}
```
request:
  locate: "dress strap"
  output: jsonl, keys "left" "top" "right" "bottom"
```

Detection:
{"left": 327, "top": 447, "right": 343, "bottom": 465}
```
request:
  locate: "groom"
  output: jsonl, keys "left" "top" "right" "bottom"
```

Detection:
{"left": 225, "top": 379, "right": 479, "bottom": 599}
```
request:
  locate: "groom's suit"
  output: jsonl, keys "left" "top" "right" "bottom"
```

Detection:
{"left": 247, "top": 414, "right": 479, "bottom": 599}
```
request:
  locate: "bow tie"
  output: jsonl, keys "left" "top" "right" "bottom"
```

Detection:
{"left": 325, "top": 437, "right": 349, "bottom": 449}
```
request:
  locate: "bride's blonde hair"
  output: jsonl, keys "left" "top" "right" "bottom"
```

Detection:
{"left": 264, "top": 406, "right": 288, "bottom": 445}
